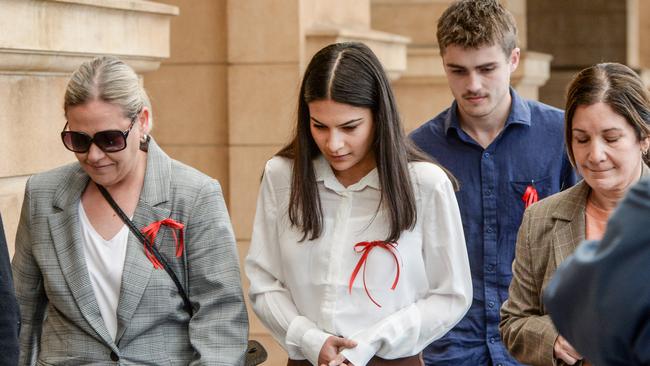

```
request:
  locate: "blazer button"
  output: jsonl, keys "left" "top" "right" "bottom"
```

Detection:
{"left": 110, "top": 351, "right": 119, "bottom": 362}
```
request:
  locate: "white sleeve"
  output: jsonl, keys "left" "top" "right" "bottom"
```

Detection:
{"left": 245, "top": 162, "right": 332, "bottom": 365}
{"left": 340, "top": 176, "right": 473, "bottom": 366}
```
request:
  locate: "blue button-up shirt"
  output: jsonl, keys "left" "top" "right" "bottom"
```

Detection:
{"left": 410, "top": 89, "right": 576, "bottom": 366}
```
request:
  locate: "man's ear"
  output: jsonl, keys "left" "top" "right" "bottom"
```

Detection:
{"left": 509, "top": 47, "right": 521, "bottom": 73}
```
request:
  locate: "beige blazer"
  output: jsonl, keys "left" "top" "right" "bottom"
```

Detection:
{"left": 500, "top": 165, "right": 649, "bottom": 366}
{"left": 12, "top": 140, "right": 248, "bottom": 365}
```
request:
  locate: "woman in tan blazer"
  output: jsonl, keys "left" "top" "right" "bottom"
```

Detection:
{"left": 500, "top": 62, "right": 650, "bottom": 366}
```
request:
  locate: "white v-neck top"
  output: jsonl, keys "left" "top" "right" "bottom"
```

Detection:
{"left": 78, "top": 202, "right": 129, "bottom": 341}
{"left": 245, "top": 156, "right": 472, "bottom": 366}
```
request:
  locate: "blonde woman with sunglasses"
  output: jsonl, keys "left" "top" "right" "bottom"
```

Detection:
{"left": 12, "top": 56, "right": 248, "bottom": 365}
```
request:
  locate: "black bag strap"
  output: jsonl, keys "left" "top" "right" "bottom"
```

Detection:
{"left": 96, "top": 183, "right": 194, "bottom": 316}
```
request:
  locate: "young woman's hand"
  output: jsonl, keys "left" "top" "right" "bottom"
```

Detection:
{"left": 318, "top": 336, "right": 357, "bottom": 366}
{"left": 553, "top": 335, "right": 583, "bottom": 365}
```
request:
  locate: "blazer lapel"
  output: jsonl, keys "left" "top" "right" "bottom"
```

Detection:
{"left": 552, "top": 181, "right": 590, "bottom": 268}
{"left": 115, "top": 140, "right": 172, "bottom": 342}
{"left": 552, "top": 165, "right": 648, "bottom": 268}
{"left": 48, "top": 166, "right": 115, "bottom": 346}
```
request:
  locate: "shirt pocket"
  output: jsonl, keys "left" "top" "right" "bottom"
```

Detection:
{"left": 506, "top": 176, "right": 552, "bottom": 230}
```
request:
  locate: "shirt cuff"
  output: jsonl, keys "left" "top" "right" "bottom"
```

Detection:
{"left": 340, "top": 340, "right": 378, "bottom": 366}
{"left": 286, "top": 316, "right": 330, "bottom": 365}
{"left": 302, "top": 328, "right": 332, "bottom": 365}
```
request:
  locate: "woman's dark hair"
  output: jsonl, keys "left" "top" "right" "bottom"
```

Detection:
{"left": 277, "top": 42, "right": 453, "bottom": 242}
{"left": 565, "top": 62, "right": 650, "bottom": 167}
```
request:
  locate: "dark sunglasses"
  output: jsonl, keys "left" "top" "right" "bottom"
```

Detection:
{"left": 61, "top": 117, "right": 137, "bottom": 153}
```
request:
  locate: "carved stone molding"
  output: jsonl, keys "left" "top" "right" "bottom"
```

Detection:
{"left": 305, "top": 25, "right": 410, "bottom": 79}
{"left": 0, "top": 0, "right": 178, "bottom": 74}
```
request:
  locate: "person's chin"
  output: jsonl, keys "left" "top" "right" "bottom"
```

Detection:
{"left": 329, "top": 161, "right": 352, "bottom": 173}
{"left": 86, "top": 169, "right": 118, "bottom": 186}
{"left": 584, "top": 168, "right": 613, "bottom": 181}
{"left": 461, "top": 102, "right": 492, "bottom": 117}
{"left": 586, "top": 176, "right": 616, "bottom": 192}
{"left": 93, "top": 177, "right": 115, "bottom": 187}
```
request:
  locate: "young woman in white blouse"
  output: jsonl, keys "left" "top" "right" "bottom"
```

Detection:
{"left": 245, "top": 42, "right": 472, "bottom": 366}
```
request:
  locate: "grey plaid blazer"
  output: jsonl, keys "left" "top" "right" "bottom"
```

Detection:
{"left": 500, "top": 165, "right": 648, "bottom": 366}
{"left": 12, "top": 139, "right": 248, "bottom": 365}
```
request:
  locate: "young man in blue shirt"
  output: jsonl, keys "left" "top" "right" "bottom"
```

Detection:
{"left": 410, "top": 0, "right": 576, "bottom": 365}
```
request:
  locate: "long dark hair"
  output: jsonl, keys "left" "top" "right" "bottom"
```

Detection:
{"left": 277, "top": 42, "right": 451, "bottom": 242}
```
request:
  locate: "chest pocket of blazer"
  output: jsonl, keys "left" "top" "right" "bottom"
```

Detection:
{"left": 150, "top": 226, "right": 189, "bottom": 298}
{"left": 126, "top": 228, "right": 190, "bottom": 337}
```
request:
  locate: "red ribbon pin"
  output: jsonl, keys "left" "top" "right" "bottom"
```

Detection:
{"left": 141, "top": 218, "right": 185, "bottom": 269}
{"left": 522, "top": 181, "right": 539, "bottom": 209}
{"left": 348, "top": 241, "right": 400, "bottom": 308}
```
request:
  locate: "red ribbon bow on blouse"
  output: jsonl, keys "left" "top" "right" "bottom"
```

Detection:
{"left": 348, "top": 241, "right": 401, "bottom": 308}
{"left": 522, "top": 182, "right": 539, "bottom": 209}
{"left": 141, "top": 218, "right": 185, "bottom": 269}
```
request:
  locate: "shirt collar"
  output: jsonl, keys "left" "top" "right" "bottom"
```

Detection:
{"left": 444, "top": 87, "right": 532, "bottom": 135}
{"left": 314, "top": 154, "right": 380, "bottom": 192}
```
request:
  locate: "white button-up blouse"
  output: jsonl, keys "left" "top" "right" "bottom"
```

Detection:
{"left": 245, "top": 156, "right": 472, "bottom": 366}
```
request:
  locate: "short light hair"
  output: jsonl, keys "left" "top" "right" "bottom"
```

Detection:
{"left": 565, "top": 62, "right": 650, "bottom": 167}
{"left": 64, "top": 55, "right": 153, "bottom": 128}
{"left": 437, "top": 0, "right": 518, "bottom": 56}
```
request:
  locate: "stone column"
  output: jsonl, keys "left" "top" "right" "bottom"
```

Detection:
{"left": 144, "top": 0, "right": 230, "bottom": 196}
{"left": 371, "top": 0, "right": 553, "bottom": 131}
{"left": 0, "top": 0, "right": 177, "bottom": 254}
{"left": 227, "top": 4, "right": 303, "bottom": 362}
{"left": 527, "top": 0, "right": 628, "bottom": 107}
{"left": 628, "top": 0, "right": 650, "bottom": 87}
